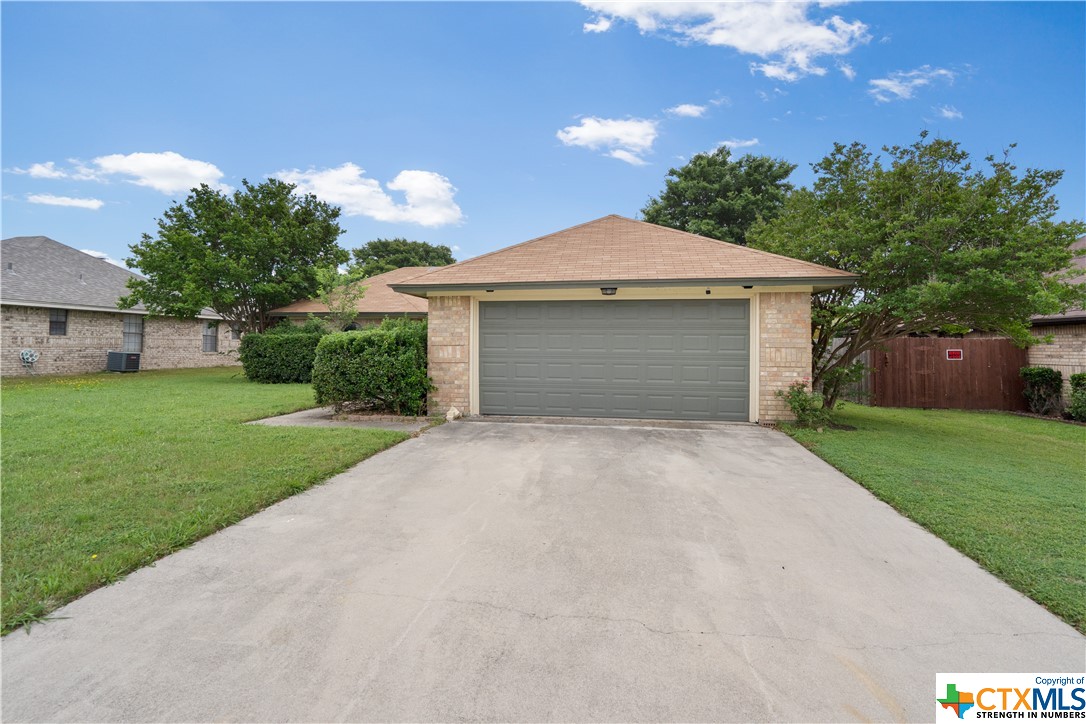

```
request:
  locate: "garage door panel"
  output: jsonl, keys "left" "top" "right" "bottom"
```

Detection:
{"left": 479, "top": 300, "right": 749, "bottom": 421}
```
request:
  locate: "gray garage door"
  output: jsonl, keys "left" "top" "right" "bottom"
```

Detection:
{"left": 479, "top": 300, "right": 750, "bottom": 421}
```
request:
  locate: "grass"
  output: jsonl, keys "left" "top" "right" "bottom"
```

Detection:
{"left": 1, "top": 367, "right": 408, "bottom": 634}
{"left": 785, "top": 405, "right": 1086, "bottom": 633}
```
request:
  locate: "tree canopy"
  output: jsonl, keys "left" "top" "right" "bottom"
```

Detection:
{"left": 120, "top": 179, "right": 346, "bottom": 333}
{"left": 641, "top": 147, "right": 796, "bottom": 245}
{"left": 349, "top": 238, "right": 456, "bottom": 279}
{"left": 748, "top": 132, "right": 1086, "bottom": 408}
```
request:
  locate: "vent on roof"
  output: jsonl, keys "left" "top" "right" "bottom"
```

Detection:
{"left": 5, "top": 262, "right": 12, "bottom": 272}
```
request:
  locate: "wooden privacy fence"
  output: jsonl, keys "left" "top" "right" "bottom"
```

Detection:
{"left": 871, "top": 337, "right": 1029, "bottom": 411}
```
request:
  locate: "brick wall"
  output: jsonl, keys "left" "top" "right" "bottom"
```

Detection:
{"left": 1028, "top": 323, "right": 1086, "bottom": 398}
{"left": 427, "top": 295, "right": 471, "bottom": 415}
{"left": 1, "top": 305, "right": 240, "bottom": 377}
{"left": 758, "top": 292, "right": 812, "bottom": 423}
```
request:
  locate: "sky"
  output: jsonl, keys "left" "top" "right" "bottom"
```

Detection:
{"left": 3, "top": 1, "right": 1084, "bottom": 267}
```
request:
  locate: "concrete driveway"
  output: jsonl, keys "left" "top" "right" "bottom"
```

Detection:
{"left": 3, "top": 421, "right": 1082, "bottom": 722}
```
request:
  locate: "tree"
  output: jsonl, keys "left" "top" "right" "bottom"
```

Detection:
{"left": 349, "top": 238, "right": 456, "bottom": 279}
{"left": 748, "top": 132, "right": 1086, "bottom": 409}
{"left": 120, "top": 179, "right": 347, "bottom": 333}
{"left": 312, "top": 266, "right": 368, "bottom": 332}
{"left": 641, "top": 146, "right": 796, "bottom": 245}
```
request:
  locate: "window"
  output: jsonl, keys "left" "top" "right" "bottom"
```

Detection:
{"left": 49, "top": 309, "right": 68, "bottom": 336}
{"left": 202, "top": 322, "right": 218, "bottom": 353}
{"left": 122, "top": 315, "right": 143, "bottom": 353}
{"left": 230, "top": 324, "right": 241, "bottom": 340}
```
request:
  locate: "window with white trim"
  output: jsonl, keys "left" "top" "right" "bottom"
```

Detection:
{"left": 202, "top": 322, "right": 218, "bottom": 353}
{"left": 122, "top": 315, "right": 143, "bottom": 353}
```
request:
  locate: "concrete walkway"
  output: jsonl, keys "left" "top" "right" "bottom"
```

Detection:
{"left": 247, "top": 406, "right": 431, "bottom": 434}
{"left": 3, "top": 421, "right": 1082, "bottom": 722}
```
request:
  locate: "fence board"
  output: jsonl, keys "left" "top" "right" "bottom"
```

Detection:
{"left": 872, "top": 338, "right": 1029, "bottom": 411}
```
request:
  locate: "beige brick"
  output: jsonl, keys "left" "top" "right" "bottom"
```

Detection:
{"left": 758, "top": 292, "right": 812, "bottom": 423}
{"left": 426, "top": 296, "right": 472, "bottom": 414}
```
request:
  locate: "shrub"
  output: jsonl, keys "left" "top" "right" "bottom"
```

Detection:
{"left": 312, "top": 319, "right": 432, "bottom": 415}
{"left": 239, "top": 328, "right": 324, "bottom": 383}
{"left": 1069, "top": 389, "right": 1086, "bottom": 423}
{"left": 775, "top": 379, "right": 833, "bottom": 428}
{"left": 1020, "top": 366, "right": 1063, "bottom": 415}
{"left": 1070, "top": 372, "right": 1086, "bottom": 394}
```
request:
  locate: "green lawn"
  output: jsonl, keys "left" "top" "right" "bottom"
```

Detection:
{"left": 1, "top": 367, "right": 408, "bottom": 634}
{"left": 786, "top": 406, "right": 1086, "bottom": 632}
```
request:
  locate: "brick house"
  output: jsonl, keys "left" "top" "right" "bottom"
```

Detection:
{"left": 1025, "top": 235, "right": 1086, "bottom": 396}
{"left": 1, "top": 236, "right": 241, "bottom": 377}
{"left": 393, "top": 215, "right": 857, "bottom": 423}
{"left": 269, "top": 266, "right": 430, "bottom": 326}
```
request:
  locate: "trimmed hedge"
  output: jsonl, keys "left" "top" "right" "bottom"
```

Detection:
{"left": 312, "top": 319, "right": 432, "bottom": 415}
{"left": 1020, "top": 366, "right": 1063, "bottom": 416}
{"left": 239, "top": 321, "right": 326, "bottom": 383}
{"left": 1070, "top": 372, "right": 1086, "bottom": 394}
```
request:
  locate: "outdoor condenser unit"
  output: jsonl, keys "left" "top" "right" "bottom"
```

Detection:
{"left": 106, "top": 351, "right": 141, "bottom": 372}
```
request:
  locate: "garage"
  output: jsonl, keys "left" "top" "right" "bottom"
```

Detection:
{"left": 479, "top": 299, "right": 750, "bottom": 421}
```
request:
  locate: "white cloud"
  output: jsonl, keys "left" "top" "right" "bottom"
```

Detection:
{"left": 666, "top": 103, "right": 708, "bottom": 118}
{"left": 556, "top": 116, "right": 658, "bottom": 165}
{"left": 868, "top": 65, "right": 955, "bottom": 102}
{"left": 9, "top": 161, "right": 69, "bottom": 179}
{"left": 91, "top": 151, "right": 228, "bottom": 194}
{"left": 451, "top": 245, "right": 461, "bottom": 252}
{"left": 275, "top": 163, "right": 463, "bottom": 227}
{"left": 583, "top": 16, "right": 612, "bottom": 32}
{"left": 935, "top": 104, "right": 964, "bottom": 120}
{"left": 80, "top": 249, "right": 126, "bottom": 267}
{"left": 580, "top": 1, "right": 870, "bottom": 81}
{"left": 719, "top": 138, "right": 760, "bottom": 150}
{"left": 26, "top": 193, "right": 104, "bottom": 210}
{"left": 837, "top": 61, "right": 856, "bottom": 80}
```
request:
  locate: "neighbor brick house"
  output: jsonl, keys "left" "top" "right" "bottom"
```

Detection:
{"left": 269, "top": 266, "right": 430, "bottom": 326}
{"left": 393, "top": 215, "right": 857, "bottom": 423}
{"left": 1, "top": 236, "right": 240, "bottom": 377}
{"left": 1025, "top": 235, "right": 1086, "bottom": 396}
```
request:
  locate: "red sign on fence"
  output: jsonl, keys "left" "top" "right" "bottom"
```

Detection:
{"left": 946, "top": 349, "right": 963, "bottom": 361}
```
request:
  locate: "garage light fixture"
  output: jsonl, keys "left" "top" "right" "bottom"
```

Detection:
{"left": 600, "top": 287, "right": 617, "bottom": 296}
{"left": 743, "top": 285, "right": 753, "bottom": 289}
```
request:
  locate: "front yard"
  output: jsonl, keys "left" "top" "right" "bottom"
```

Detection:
{"left": 1, "top": 367, "right": 408, "bottom": 634}
{"left": 786, "top": 405, "right": 1086, "bottom": 633}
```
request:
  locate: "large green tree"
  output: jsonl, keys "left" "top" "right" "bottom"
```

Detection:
{"left": 641, "top": 147, "right": 796, "bottom": 245}
{"left": 748, "top": 132, "right": 1086, "bottom": 408}
{"left": 349, "top": 238, "right": 456, "bottom": 279}
{"left": 121, "top": 179, "right": 346, "bottom": 333}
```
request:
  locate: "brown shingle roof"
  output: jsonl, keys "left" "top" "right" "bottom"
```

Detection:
{"left": 393, "top": 215, "right": 856, "bottom": 294}
{"left": 270, "top": 266, "right": 431, "bottom": 316}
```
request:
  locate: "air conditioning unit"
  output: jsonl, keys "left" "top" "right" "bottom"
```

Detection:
{"left": 107, "top": 351, "right": 141, "bottom": 372}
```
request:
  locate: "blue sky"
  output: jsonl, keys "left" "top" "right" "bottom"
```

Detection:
{"left": 3, "top": 1, "right": 1084, "bottom": 267}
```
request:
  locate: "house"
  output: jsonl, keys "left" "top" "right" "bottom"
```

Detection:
{"left": 269, "top": 266, "right": 430, "bottom": 326}
{"left": 393, "top": 215, "right": 857, "bottom": 423}
{"left": 1026, "top": 235, "right": 1086, "bottom": 395}
{"left": 1, "top": 236, "right": 241, "bottom": 377}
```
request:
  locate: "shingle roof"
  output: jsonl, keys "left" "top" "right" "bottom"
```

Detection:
{"left": 393, "top": 215, "right": 857, "bottom": 295}
{"left": 270, "top": 266, "right": 431, "bottom": 316}
{"left": 0, "top": 236, "right": 220, "bottom": 317}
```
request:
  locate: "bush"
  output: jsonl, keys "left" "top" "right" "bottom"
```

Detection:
{"left": 239, "top": 327, "right": 324, "bottom": 383}
{"left": 1020, "top": 366, "right": 1063, "bottom": 416}
{"left": 312, "top": 319, "right": 432, "bottom": 415}
{"left": 775, "top": 379, "right": 833, "bottom": 428}
{"left": 1070, "top": 372, "right": 1086, "bottom": 394}
{"left": 1068, "top": 389, "right": 1086, "bottom": 422}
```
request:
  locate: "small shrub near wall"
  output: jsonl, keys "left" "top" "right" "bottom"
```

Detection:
{"left": 1020, "top": 366, "right": 1063, "bottom": 415}
{"left": 239, "top": 320, "right": 326, "bottom": 383}
{"left": 1068, "top": 373, "right": 1086, "bottom": 422}
{"left": 312, "top": 319, "right": 431, "bottom": 415}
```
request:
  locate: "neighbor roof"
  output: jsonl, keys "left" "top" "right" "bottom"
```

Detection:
{"left": 1, "top": 236, "right": 220, "bottom": 318}
{"left": 1033, "top": 235, "right": 1086, "bottom": 326}
{"left": 270, "top": 266, "right": 431, "bottom": 316}
{"left": 393, "top": 215, "right": 857, "bottom": 296}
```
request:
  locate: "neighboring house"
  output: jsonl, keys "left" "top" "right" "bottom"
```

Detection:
{"left": 393, "top": 215, "right": 857, "bottom": 423}
{"left": 269, "top": 266, "right": 430, "bottom": 326}
{"left": 1, "top": 236, "right": 240, "bottom": 377}
{"left": 1027, "top": 235, "right": 1086, "bottom": 395}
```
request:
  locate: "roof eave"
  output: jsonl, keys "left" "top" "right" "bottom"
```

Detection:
{"left": 391, "top": 276, "right": 858, "bottom": 297}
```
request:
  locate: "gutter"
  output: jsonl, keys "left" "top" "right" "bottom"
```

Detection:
{"left": 391, "top": 275, "right": 858, "bottom": 297}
